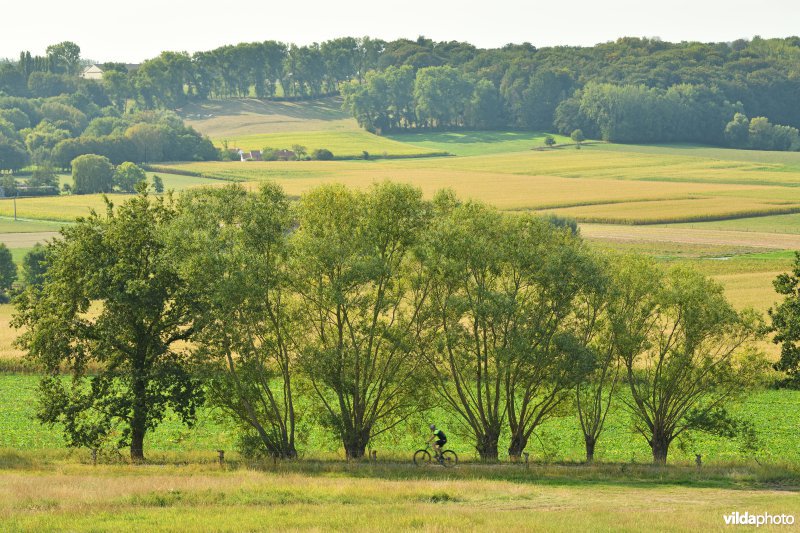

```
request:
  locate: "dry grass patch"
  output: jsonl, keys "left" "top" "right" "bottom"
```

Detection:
{"left": 0, "top": 464, "right": 798, "bottom": 531}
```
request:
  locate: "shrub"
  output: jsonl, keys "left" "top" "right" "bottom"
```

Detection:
{"left": 72, "top": 154, "right": 113, "bottom": 194}
{"left": 312, "top": 148, "right": 334, "bottom": 161}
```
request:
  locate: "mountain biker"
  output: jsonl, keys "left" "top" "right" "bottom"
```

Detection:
{"left": 427, "top": 424, "right": 447, "bottom": 458}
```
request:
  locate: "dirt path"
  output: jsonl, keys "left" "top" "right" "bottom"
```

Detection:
{"left": 0, "top": 232, "right": 59, "bottom": 248}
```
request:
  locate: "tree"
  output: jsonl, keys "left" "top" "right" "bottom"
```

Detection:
{"left": 46, "top": 41, "right": 81, "bottom": 76}
{"left": 0, "top": 243, "right": 16, "bottom": 302}
{"left": 113, "top": 162, "right": 147, "bottom": 193}
{"left": 28, "top": 165, "right": 59, "bottom": 189}
{"left": 311, "top": 148, "right": 334, "bottom": 161}
{"left": 615, "top": 262, "right": 764, "bottom": 464}
{"left": 20, "top": 244, "right": 48, "bottom": 288}
{"left": 769, "top": 252, "right": 800, "bottom": 388}
{"left": 72, "top": 154, "right": 113, "bottom": 194}
{"left": 572, "top": 253, "right": 617, "bottom": 463}
{"left": 420, "top": 200, "right": 596, "bottom": 460}
{"left": 152, "top": 175, "right": 164, "bottom": 193}
{"left": 292, "top": 183, "right": 430, "bottom": 458}
{"left": 544, "top": 135, "right": 556, "bottom": 147}
{"left": 171, "top": 184, "right": 298, "bottom": 458}
{"left": 290, "top": 144, "right": 307, "bottom": 160}
{"left": 13, "top": 188, "right": 204, "bottom": 461}
{"left": 570, "top": 129, "right": 585, "bottom": 148}
{"left": 1, "top": 175, "right": 17, "bottom": 197}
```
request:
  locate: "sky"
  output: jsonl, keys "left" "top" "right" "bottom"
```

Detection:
{"left": 2, "top": 0, "right": 799, "bottom": 62}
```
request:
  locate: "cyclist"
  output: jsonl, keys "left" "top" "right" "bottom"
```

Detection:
{"left": 427, "top": 424, "right": 447, "bottom": 460}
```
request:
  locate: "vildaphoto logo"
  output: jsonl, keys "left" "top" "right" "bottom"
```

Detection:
{"left": 723, "top": 512, "right": 795, "bottom": 527}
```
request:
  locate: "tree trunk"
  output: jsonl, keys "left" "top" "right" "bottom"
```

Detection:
{"left": 650, "top": 431, "right": 670, "bottom": 465}
{"left": 342, "top": 430, "right": 370, "bottom": 459}
{"left": 476, "top": 430, "right": 500, "bottom": 461}
{"left": 584, "top": 435, "right": 596, "bottom": 463}
{"left": 507, "top": 433, "right": 529, "bottom": 460}
{"left": 130, "top": 368, "right": 147, "bottom": 462}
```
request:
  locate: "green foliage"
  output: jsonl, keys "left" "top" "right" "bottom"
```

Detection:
{"left": 544, "top": 135, "right": 555, "bottom": 147}
{"left": 170, "top": 184, "right": 298, "bottom": 459}
{"left": 113, "top": 161, "right": 146, "bottom": 193}
{"left": 12, "top": 189, "right": 205, "bottom": 460}
{"left": 71, "top": 153, "right": 113, "bottom": 194}
{"left": 152, "top": 174, "right": 164, "bottom": 193}
{"left": 292, "top": 182, "right": 430, "bottom": 458}
{"left": 769, "top": 252, "right": 800, "bottom": 388}
{"left": 311, "top": 148, "right": 334, "bottom": 160}
{"left": 0, "top": 244, "right": 17, "bottom": 301}
{"left": 20, "top": 244, "right": 48, "bottom": 289}
{"left": 615, "top": 260, "right": 766, "bottom": 463}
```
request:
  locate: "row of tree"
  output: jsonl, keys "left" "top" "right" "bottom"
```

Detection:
{"left": 14, "top": 183, "right": 770, "bottom": 464}
{"left": 4, "top": 36, "right": 800, "bottom": 142}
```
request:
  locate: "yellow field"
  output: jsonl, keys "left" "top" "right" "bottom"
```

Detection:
{"left": 181, "top": 97, "right": 356, "bottom": 137}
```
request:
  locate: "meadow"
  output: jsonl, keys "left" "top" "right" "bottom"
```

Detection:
{"left": 1, "top": 460, "right": 798, "bottom": 532}
{"left": 2, "top": 100, "right": 800, "bottom": 530}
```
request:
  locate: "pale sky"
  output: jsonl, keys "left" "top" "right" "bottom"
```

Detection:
{"left": 2, "top": 0, "right": 799, "bottom": 62}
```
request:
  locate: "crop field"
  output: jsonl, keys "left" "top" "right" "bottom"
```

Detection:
{"left": 180, "top": 97, "right": 356, "bottom": 137}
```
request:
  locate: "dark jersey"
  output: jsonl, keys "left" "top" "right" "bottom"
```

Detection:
{"left": 434, "top": 430, "right": 446, "bottom": 441}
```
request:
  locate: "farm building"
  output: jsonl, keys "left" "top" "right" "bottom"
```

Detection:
{"left": 80, "top": 64, "right": 140, "bottom": 80}
{"left": 238, "top": 150, "right": 263, "bottom": 161}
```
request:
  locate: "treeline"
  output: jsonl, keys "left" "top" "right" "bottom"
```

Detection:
{"left": 0, "top": 95, "right": 216, "bottom": 174}
{"left": 4, "top": 37, "right": 800, "bottom": 151}
{"left": 15, "top": 183, "right": 769, "bottom": 464}
{"left": 0, "top": 43, "right": 217, "bottom": 174}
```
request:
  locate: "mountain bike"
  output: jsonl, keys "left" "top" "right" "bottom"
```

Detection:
{"left": 413, "top": 443, "right": 458, "bottom": 467}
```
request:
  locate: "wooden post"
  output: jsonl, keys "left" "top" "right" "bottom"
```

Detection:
{"left": 91, "top": 448, "right": 98, "bottom": 466}
{"left": 695, "top": 454, "right": 702, "bottom": 469}
{"left": 523, "top": 452, "right": 529, "bottom": 468}
{"left": 13, "top": 195, "right": 17, "bottom": 221}
{"left": 371, "top": 450, "right": 377, "bottom": 462}
{"left": 217, "top": 449, "right": 225, "bottom": 466}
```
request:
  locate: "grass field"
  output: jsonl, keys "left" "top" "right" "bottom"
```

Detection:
{"left": 0, "top": 461, "right": 797, "bottom": 531}
{"left": 384, "top": 131, "right": 572, "bottom": 156}
{"left": 0, "top": 373, "right": 796, "bottom": 465}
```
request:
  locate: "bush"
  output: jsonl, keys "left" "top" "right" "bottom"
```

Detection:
{"left": 72, "top": 154, "right": 113, "bottom": 194}
{"left": 0, "top": 243, "right": 17, "bottom": 302}
{"left": 113, "top": 161, "right": 146, "bottom": 193}
{"left": 311, "top": 148, "right": 334, "bottom": 161}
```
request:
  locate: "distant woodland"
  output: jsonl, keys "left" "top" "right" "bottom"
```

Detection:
{"left": 2, "top": 36, "right": 800, "bottom": 174}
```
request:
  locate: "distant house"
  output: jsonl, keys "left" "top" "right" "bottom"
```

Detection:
{"left": 274, "top": 150, "right": 295, "bottom": 161}
{"left": 238, "top": 150, "right": 263, "bottom": 162}
{"left": 80, "top": 63, "right": 140, "bottom": 80}
{"left": 80, "top": 65, "right": 105, "bottom": 80}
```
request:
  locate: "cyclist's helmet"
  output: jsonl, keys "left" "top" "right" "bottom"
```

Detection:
{"left": 429, "top": 424, "right": 436, "bottom": 430}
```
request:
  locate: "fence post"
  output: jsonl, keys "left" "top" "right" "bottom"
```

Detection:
{"left": 695, "top": 454, "right": 702, "bottom": 469}
{"left": 523, "top": 452, "right": 529, "bottom": 468}
{"left": 91, "top": 448, "right": 98, "bottom": 466}
{"left": 217, "top": 449, "right": 225, "bottom": 467}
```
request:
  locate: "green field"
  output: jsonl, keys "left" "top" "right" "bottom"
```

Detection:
{"left": 384, "top": 131, "right": 573, "bottom": 156}
{"left": 0, "top": 374, "right": 796, "bottom": 464}
{"left": 223, "top": 130, "right": 446, "bottom": 158}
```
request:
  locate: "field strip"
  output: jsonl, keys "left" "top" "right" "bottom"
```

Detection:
{"left": 0, "top": 232, "right": 59, "bottom": 248}
{"left": 580, "top": 224, "right": 800, "bottom": 249}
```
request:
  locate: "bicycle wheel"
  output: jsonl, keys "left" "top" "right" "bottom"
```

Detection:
{"left": 441, "top": 450, "right": 458, "bottom": 467}
{"left": 413, "top": 449, "right": 431, "bottom": 466}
